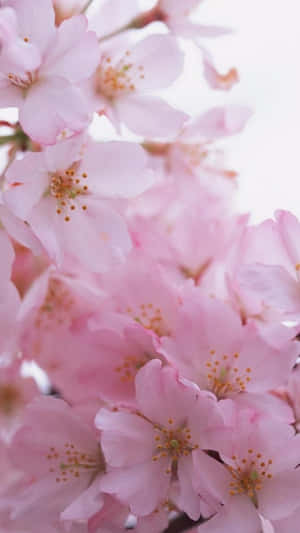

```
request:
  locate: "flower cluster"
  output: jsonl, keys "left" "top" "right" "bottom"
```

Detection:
{"left": 0, "top": 1, "right": 298, "bottom": 533}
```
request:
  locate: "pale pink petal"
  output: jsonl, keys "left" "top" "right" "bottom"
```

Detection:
{"left": 90, "top": 0, "right": 139, "bottom": 39}
{"left": 0, "top": 81, "right": 23, "bottom": 106}
{"left": 6, "top": 0, "right": 55, "bottom": 54}
{"left": 159, "top": 0, "right": 202, "bottom": 15}
{"left": 4, "top": 152, "right": 48, "bottom": 219}
{"left": 169, "top": 20, "right": 232, "bottom": 39}
{"left": 100, "top": 460, "right": 170, "bottom": 516}
{"left": 182, "top": 106, "right": 252, "bottom": 141}
{"left": 0, "top": 228, "right": 15, "bottom": 279}
{"left": 192, "top": 450, "right": 230, "bottom": 505}
{"left": 197, "top": 496, "right": 261, "bottom": 533}
{"left": 82, "top": 141, "right": 153, "bottom": 198}
{"left": 0, "top": 204, "right": 44, "bottom": 254}
{"left": 273, "top": 508, "right": 300, "bottom": 533}
{"left": 96, "top": 409, "right": 154, "bottom": 467}
{"left": 117, "top": 94, "right": 187, "bottom": 138}
{"left": 61, "top": 478, "right": 104, "bottom": 523}
{"left": 201, "top": 47, "right": 239, "bottom": 91}
{"left": 56, "top": 199, "right": 132, "bottom": 272}
{"left": 238, "top": 264, "right": 300, "bottom": 314}
{"left": 177, "top": 455, "right": 202, "bottom": 520}
{"left": 19, "top": 77, "right": 89, "bottom": 144}
{"left": 275, "top": 210, "right": 300, "bottom": 270}
{"left": 44, "top": 133, "right": 85, "bottom": 173}
{"left": 128, "top": 34, "right": 184, "bottom": 91}
{"left": 42, "top": 15, "right": 99, "bottom": 83}
{"left": 259, "top": 470, "right": 300, "bottom": 521}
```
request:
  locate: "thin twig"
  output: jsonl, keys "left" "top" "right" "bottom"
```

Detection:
{"left": 81, "top": 0, "right": 94, "bottom": 14}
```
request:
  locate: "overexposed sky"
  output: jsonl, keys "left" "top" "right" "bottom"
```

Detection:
{"left": 185, "top": 0, "right": 300, "bottom": 221}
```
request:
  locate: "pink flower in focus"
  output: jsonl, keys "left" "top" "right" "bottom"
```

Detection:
{"left": 96, "top": 359, "right": 225, "bottom": 519}
{"left": 0, "top": 0, "right": 99, "bottom": 144}
{"left": 161, "top": 293, "right": 298, "bottom": 400}
{"left": 193, "top": 412, "right": 300, "bottom": 533}
{"left": 86, "top": 33, "right": 187, "bottom": 137}
{"left": 4, "top": 134, "right": 152, "bottom": 271}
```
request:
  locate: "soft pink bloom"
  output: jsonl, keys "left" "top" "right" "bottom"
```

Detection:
{"left": 96, "top": 359, "right": 225, "bottom": 519}
{"left": 0, "top": 0, "right": 99, "bottom": 144}
{"left": 9, "top": 396, "right": 105, "bottom": 525}
{"left": 95, "top": 252, "right": 183, "bottom": 338}
{"left": 4, "top": 134, "right": 152, "bottom": 271}
{"left": 161, "top": 292, "right": 298, "bottom": 400}
{"left": 236, "top": 210, "right": 300, "bottom": 320}
{"left": 85, "top": 33, "right": 187, "bottom": 137}
{"left": 193, "top": 411, "right": 300, "bottom": 532}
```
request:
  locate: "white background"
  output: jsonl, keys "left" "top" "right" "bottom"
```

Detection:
{"left": 180, "top": 0, "right": 300, "bottom": 222}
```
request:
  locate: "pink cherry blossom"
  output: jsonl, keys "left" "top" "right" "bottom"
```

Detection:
{"left": 85, "top": 33, "right": 187, "bottom": 137}
{"left": 9, "top": 396, "right": 105, "bottom": 526}
{"left": 96, "top": 359, "right": 225, "bottom": 519}
{"left": 94, "top": 252, "right": 183, "bottom": 338}
{"left": 0, "top": 0, "right": 99, "bottom": 144}
{"left": 193, "top": 411, "right": 300, "bottom": 533}
{"left": 161, "top": 292, "right": 298, "bottom": 400}
{"left": 4, "top": 134, "right": 152, "bottom": 271}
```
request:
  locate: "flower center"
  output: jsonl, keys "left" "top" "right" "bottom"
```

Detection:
{"left": 228, "top": 451, "right": 273, "bottom": 507}
{"left": 114, "top": 353, "right": 153, "bottom": 383}
{"left": 7, "top": 70, "right": 36, "bottom": 90}
{"left": 46, "top": 442, "right": 105, "bottom": 484}
{"left": 125, "top": 303, "right": 169, "bottom": 336}
{"left": 152, "top": 418, "right": 199, "bottom": 475}
{"left": 49, "top": 164, "right": 89, "bottom": 221}
{"left": 205, "top": 350, "right": 252, "bottom": 398}
{"left": 34, "top": 278, "right": 75, "bottom": 330}
{"left": 96, "top": 52, "right": 144, "bottom": 99}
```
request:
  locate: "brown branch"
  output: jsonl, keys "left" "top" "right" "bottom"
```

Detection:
{"left": 163, "top": 514, "right": 207, "bottom": 533}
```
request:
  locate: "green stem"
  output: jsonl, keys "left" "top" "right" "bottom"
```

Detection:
{"left": 0, "top": 134, "right": 19, "bottom": 146}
